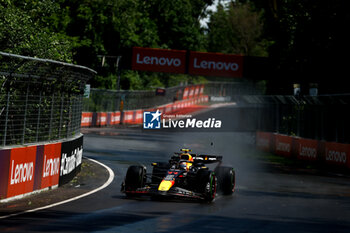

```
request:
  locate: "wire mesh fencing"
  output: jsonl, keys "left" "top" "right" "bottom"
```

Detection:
{"left": 83, "top": 85, "right": 184, "bottom": 112}
{"left": 237, "top": 94, "right": 350, "bottom": 144}
{"left": 83, "top": 81, "right": 263, "bottom": 112}
{"left": 0, "top": 52, "right": 96, "bottom": 147}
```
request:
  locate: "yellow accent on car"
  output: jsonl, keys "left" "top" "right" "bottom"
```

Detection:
{"left": 158, "top": 180, "right": 174, "bottom": 191}
{"left": 181, "top": 149, "right": 192, "bottom": 152}
{"left": 186, "top": 163, "right": 192, "bottom": 170}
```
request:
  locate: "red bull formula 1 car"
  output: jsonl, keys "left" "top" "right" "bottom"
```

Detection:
{"left": 121, "top": 149, "right": 235, "bottom": 202}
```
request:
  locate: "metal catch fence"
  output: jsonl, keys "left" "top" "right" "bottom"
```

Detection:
{"left": 83, "top": 85, "right": 185, "bottom": 112}
{"left": 83, "top": 80, "right": 263, "bottom": 112}
{"left": 235, "top": 94, "right": 350, "bottom": 144}
{"left": 0, "top": 52, "right": 96, "bottom": 147}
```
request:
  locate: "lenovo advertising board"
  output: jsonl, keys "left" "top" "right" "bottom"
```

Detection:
{"left": 324, "top": 142, "right": 350, "bottom": 167}
{"left": 59, "top": 136, "right": 83, "bottom": 186}
{"left": 132, "top": 47, "right": 186, "bottom": 74}
{"left": 41, "top": 143, "right": 61, "bottom": 189}
{"left": 256, "top": 131, "right": 272, "bottom": 152}
{"left": 275, "top": 134, "right": 293, "bottom": 157}
{"left": 296, "top": 138, "right": 318, "bottom": 161}
{"left": 189, "top": 51, "right": 243, "bottom": 77}
{"left": 7, "top": 146, "right": 37, "bottom": 198}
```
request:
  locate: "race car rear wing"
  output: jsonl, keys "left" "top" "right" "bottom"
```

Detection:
{"left": 172, "top": 153, "right": 222, "bottom": 163}
{"left": 193, "top": 155, "right": 223, "bottom": 164}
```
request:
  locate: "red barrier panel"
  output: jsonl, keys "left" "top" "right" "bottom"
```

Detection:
{"left": 134, "top": 110, "right": 143, "bottom": 124}
{"left": 0, "top": 136, "right": 83, "bottom": 201}
{"left": 296, "top": 138, "right": 318, "bottom": 161}
{"left": 7, "top": 146, "right": 37, "bottom": 198}
{"left": 183, "top": 87, "right": 189, "bottom": 100}
{"left": 111, "top": 111, "right": 121, "bottom": 125}
{"left": 194, "top": 85, "right": 200, "bottom": 97}
{"left": 324, "top": 142, "right": 350, "bottom": 167}
{"left": 188, "top": 86, "right": 195, "bottom": 99}
{"left": 275, "top": 134, "right": 293, "bottom": 157}
{"left": 256, "top": 131, "right": 350, "bottom": 170}
{"left": 256, "top": 131, "right": 272, "bottom": 152}
{"left": 123, "top": 111, "right": 134, "bottom": 124}
{"left": 96, "top": 112, "right": 107, "bottom": 126}
{"left": 164, "top": 104, "right": 173, "bottom": 114}
{"left": 81, "top": 112, "right": 93, "bottom": 127}
{"left": 40, "top": 143, "right": 61, "bottom": 189}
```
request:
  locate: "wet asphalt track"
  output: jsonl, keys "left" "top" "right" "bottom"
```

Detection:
{"left": 1, "top": 106, "right": 350, "bottom": 232}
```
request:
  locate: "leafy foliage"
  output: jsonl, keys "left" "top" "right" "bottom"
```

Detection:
{"left": 207, "top": 2, "right": 270, "bottom": 56}
{"left": 0, "top": 0, "right": 74, "bottom": 62}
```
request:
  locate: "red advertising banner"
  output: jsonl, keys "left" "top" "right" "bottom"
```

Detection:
{"left": 123, "top": 110, "right": 134, "bottom": 124}
{"left": 296, "top": 138, "right": 318, "bottom": 161}
{"left": 275, "top": 134, "right": 293, "bottom": 157}
{"left": 134, "top": 110, "right": 143, "bottom": 124}
{"left": 111, "top": 111, "right": 121, "bottom": 125}
{"left": 256, "top": 131, "right": 272, "bottom": 152}
{"left": 183, "top": 87, "right": 189, "bottom": 100}
{"left": 7, "top": 146, "right": 37, "bottom": 198}
{"left": 189, "top": 51, "right": 243, "bottom": 77}
{"left": 188, "top": 86, "right": 195, "bottom": 99}
{"left": 324, "top": 142, "right": 350, "bottom": 167}
{"left": 81, "top": 112, "right": 93, "bottom": 127}
{"left": 132, "top": 47, "right": 186, "bottom": 74}
{"left": 41, "top": 143, "right": 61, "bottom": 189}
{"left": 194, "top": 85, "right": 200, "bottom": 97}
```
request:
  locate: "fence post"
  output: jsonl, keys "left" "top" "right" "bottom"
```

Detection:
{"left": 275, "top": 102, "right": 279, "bottom": 133}
{"left": 49, "top": 94, "right": 55, "bottom": 140}
{"left": 67, "top": 96, "right": 72, "bottom": 138}
{"left": 58, "top": 96, "right": 64, "bottom": 138}
{"left": 3, "top": 91, "right": 10, "bottom": 146}
{"left": 36, "top": 90, "right": 42, "bottom": 142}
{"left": 22, "top": 84, "right": 29, "bottom": 144}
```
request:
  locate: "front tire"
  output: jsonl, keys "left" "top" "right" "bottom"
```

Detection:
{"left": 124, "top": 165, "right": 146, "bottom": 196}
{"left": 197, "top": 170, "right": 217, "bottom": 202}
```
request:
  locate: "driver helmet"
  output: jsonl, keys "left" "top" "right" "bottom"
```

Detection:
{"left": 179, "top": 161, "right": 188, "bottom": 171}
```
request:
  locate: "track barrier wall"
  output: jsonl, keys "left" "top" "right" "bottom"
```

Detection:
{"left": 256, "top": 131, "right": 350, "bottom": 169}
{"left": 81, "top": 81, "right": 262, "bottom": 128}
{"left": 0, "top": 52, "right": 95, "bottom": 202}
{"left": 81, "top": 93, "right": 210, "bottom": 127}
{"left": 0, "top": 134, "right": 83, "bottom": 202}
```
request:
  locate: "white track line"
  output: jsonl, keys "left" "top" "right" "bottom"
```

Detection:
{"left": 0, "top": 157, "right": 115, "bottom": 220}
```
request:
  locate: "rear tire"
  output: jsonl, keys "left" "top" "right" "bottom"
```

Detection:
{"left": 215, "top": 166, "right": 235, "bottom": 195}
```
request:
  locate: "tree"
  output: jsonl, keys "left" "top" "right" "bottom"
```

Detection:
{"left": 246, "top": 0, "right": 349, "bottom": 94}
{"left": 0, "top": 0, "right": 73, "bottom": 61}
{"left": 207, "top": 2, "right": 269, "bottom": 56}
{"left": 146, "top": 0, "right": 213, "bottom": 51}
{"left": 1, "top": 0, "right": 215, "bottom": 90}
